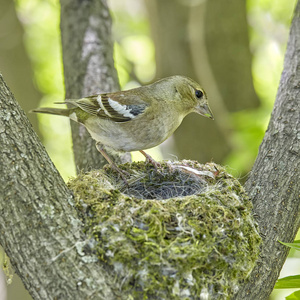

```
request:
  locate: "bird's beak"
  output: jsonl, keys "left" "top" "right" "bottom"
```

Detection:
{"left": 195, "top": 103, "right": 214, "bottom": 120}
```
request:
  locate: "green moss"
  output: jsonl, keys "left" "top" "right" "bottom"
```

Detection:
{"left": 1, "top": 251, "right": 13, "bottom": 285}
{"left": 68, "top": 161, "right": 261, "bottom": 299}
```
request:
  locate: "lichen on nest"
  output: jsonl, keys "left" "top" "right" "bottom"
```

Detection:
{"left": 68, "top": 160, "right": 261, "bottom": 299}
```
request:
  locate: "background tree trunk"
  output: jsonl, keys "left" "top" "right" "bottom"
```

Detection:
{"left": 0, "top": 0, "right": 41, "bottom": 135}
{"left": 234, "top": 2, "right": 300, "bottom": 299}
{"left": 205, "top": 0, "right": 258, "bottom": 112}
{"left": 60, "top": 0, "right": 130, "bottom": 172}
{"left": 145, "top": 0, "right": 259, "bottom": 164}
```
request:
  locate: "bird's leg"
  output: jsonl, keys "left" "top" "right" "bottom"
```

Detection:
{"left": 96, "top": 142, "right": 116, "bottom": 166}
{"left": 95, "top": 142, "right": 130, "bottom": 183}
{"left": 139, "top": 150, "right": 161, "bottom": 169}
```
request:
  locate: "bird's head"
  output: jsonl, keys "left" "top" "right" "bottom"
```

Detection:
{"left": 171, "top": 76, "right": 214, "bottom": 120}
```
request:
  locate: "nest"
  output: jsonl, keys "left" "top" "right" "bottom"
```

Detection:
{"left": 68, "top": 160, "right": 261, "bottom": 299}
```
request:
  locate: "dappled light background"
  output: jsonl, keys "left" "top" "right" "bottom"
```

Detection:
{"left": 0, "top": 0, "right": 297, "bottom": 299}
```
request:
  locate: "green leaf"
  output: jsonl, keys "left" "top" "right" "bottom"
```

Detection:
{"left": 275, "top": 275, "right": 300, "bottom": 289}
{"left": 286, "top": 290, "right": 300, "bottom": 300}
{"left": 279, "top": 240, "right": 300, "bottom": 251}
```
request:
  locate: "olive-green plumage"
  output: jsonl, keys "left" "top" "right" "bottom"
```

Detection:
{"left": 32, "top": 75, "right": 213, "bottom": 155}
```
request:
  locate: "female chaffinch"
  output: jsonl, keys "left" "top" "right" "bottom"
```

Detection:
{"left": 32, "top": 75, "right": 213, "bottom": 169}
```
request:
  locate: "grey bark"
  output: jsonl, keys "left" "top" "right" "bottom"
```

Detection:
{"left": 234, "top": 2, "right": 300, "bottom": 299}
{"left": 0, "top": 73, "right": 119, "bottom": 299}
{"left": 60, "top": 0, "right": 130, "bottom": 172}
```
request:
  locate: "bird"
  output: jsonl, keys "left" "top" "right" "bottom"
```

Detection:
{"left": 31, "top": 75, "right": 213, "bottom": 175}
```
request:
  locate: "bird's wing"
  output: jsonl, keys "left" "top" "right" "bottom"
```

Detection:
{"left": 66, "top": 92, "right": 148, "bottom": 122}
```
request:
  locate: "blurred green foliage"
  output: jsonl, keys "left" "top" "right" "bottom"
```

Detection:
{"left": 14, "top": 0, "right": 296, "bottom": 182}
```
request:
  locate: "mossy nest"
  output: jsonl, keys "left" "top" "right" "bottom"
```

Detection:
{"left": 68, "top": 160, "right": 261, "bottom": 299}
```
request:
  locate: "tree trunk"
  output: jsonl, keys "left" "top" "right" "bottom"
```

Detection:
{"left": 60, "top": 0, "right": 130, "bottom": 172}
{"left": 0, "top": 73, "right": 119, "bottom": 299}
{"left": 234, "top": 2, "right": 300, "bottom": 299}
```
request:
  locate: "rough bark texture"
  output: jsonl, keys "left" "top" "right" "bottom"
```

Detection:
{"left": 145, "top": 0, "right": 259, "bottom": 164}
{"left": 0, "top": 74, "right": 116, "bottom": 299}
{"left": 234, "top": 3, "right": 300, "bottom": 299}
{"left": 60, "top": 0, "right": 130, "bottom": 172}
{"left": 0, "top": 3, "right": 44, "bottom": 297}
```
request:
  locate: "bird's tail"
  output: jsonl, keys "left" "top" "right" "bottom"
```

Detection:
{"left": 30, "top": 107, "right": 72, "bottom": 117}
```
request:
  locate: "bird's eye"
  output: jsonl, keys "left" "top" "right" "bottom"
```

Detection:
{"left": 195, "top": 89, "right": 203, "bottom": 99}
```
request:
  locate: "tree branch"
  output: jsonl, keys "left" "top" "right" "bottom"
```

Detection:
{"left": 0, "top": 73, "right": 117, "bottom": 299}
{"left": 234, "top": 2, "right": 300, "bottom": 299}
{"left": 60, "top": 0, "right": 131, "bottom": 172}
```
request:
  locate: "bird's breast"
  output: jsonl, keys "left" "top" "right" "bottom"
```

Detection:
{"left": 84, "top": 110, "right": 183, "bottom": 152}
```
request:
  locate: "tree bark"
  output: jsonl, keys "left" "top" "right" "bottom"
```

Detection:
{"left": 60, "top": 0, "right": 130, "bottom": 172}
{"left": 234, "top": 2, "right": 300, "bottom": 299}
{"left": 0, "top": 73, "right": 119, "bottom": 299}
